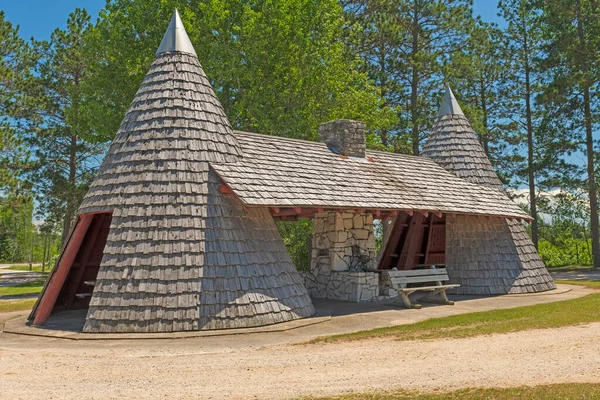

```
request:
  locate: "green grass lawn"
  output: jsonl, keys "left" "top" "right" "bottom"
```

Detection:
{"left": 7, "top": 264, "right": 51, "bottom": 274}
{"left": 0, "top": 266, "right": 47, "bottom": 312}
{"left": 0, "top": 298, "right": 37, "bottom": 313}
{"left": 308, "top": 280, "right": 600, "bottom": 344}
{"left": 0, "top": 278, "right": 46, "bottom": 298}
{"left": 310, "top": 383, "right": 600, "bottom": 400}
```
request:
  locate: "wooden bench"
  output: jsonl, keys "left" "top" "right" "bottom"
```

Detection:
{"left": 381, "top": 266, "right": 460, "bottom": 309}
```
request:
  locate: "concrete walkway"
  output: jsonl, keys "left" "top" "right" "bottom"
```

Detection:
{"left": 1, "top": 283, "right": 592, "bottom": 344}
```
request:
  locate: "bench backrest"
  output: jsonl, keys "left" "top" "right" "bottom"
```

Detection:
{"left": 383, "top": 268, "right": 450, "bottom": 287}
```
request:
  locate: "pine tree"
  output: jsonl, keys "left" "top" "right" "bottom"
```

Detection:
{"left": 30, "top": 9, "right": 106, "bottom": 244}
{"left": 446, "top": 19, "right": 513, "bottom": 171}
{"left": 537, "top": 0, "right": 600, "bottom": 267}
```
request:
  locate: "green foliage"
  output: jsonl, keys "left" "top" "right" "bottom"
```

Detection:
{"left": 276, "top": 218, "right": 313, "bottom": 271}
{"left": 538, "top": 239, "right": 592, "bottom": 267}
{"left": 446, "top": 19, "right": 516, "bottom": 177}
{"left": 86, "top": 0, "right": 391, "bottom": 142}
{"left": 537, "top": 190, "right": 594, "bottom": 266}
{"left": 0, "top": 194, "right": 34, "bottom": 262}
{"left": 0, "top": 11, "right": 37, "bottom": 192}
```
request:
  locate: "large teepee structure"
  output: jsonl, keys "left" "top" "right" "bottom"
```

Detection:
{"left": 30, "top": 10, "right": 315, "bottom": 333}
{"left": 422, "top": 87, "right": 556, "bottom": 294}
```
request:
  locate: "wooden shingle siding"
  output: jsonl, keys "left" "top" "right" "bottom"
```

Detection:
{"left": 211, "top": 130, "right": 530, "bottom": 219}
{"left": 81, "top": 51, "right": 314, "bottom": 333}
{"left": 423, "top": 114, "right": 555, "bottom": 294}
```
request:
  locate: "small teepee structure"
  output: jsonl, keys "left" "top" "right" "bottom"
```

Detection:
{"left": 422, "top": 87, "right": 556, "bottom": 294}
{"left": 30, "top": 10, "right": 315, "bottom": 332}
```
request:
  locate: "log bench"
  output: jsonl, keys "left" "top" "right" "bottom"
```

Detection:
{"left": 381, "top": 266, "right": 460, "bottom": 309}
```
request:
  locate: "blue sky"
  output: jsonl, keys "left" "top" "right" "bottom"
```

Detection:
{"left": 3, "top": 1, "right": 502, "bottom": 40}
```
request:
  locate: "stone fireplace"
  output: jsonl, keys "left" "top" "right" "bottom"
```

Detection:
{"left": 300, "top": 120, "right": 380, "bottom": 302}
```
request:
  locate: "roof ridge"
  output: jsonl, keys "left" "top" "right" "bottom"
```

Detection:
{"left": 232, "top": 130, "right": 430, "bottom": 162}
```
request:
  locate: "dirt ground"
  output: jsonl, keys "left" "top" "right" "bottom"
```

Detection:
{"left": 0, "top": 321, "right": 598, "bottom": 399}
{"left": 1, "top": 274, "right": 598, "bottom": 399}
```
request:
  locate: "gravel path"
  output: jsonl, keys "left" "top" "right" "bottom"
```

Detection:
{"left": 1, "top": 323, "right": 599, "bottom": 399}
{"left": 551, "top": 269, "right": 600, "bottom": 281}
{"left": 0, "top": 264, "right": 43, "bottom": 288}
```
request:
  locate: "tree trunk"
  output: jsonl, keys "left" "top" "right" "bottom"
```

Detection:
{"left": 576, "top": 2, "right": 600, "bottom": 268}
{"left": 522, "top": 15, "right": 538, "bottom": 249}
{"left": 480, "top": 82, "right": 490, "bottom": 157}
{"left": 61, "top": 134, "right": 78, "bottom": 246}
{"left": 28, "top": 228, "right": 33, "bottom": 271}
{"left": 42, "top": 234, "right": 47, "bottom": 272}
{"left": 410, "top": 3, "right": 420, "bottom": 156}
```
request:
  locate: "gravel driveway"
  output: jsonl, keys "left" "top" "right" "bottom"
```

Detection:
{"left": 0, "top": 322, "right": 599, "bottom": 399}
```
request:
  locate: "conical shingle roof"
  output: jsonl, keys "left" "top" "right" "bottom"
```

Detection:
{"left": 423, "top": 87, "right": 502, "bottom": 189}
{"left": 423, "top": 87, "right": 555, "bottom": 295}
{"left": 75, "top": 11, "right": 314, "bottom": 332}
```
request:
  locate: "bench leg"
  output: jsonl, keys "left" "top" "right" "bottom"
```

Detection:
{"left": 396, "top": 291, "right": 421, "bottom": 309}
{"left": 439, "top": 289, "right": 454, "bottom": 305}
{"left": 420, "top": 288, "right": 454, "bottom": 306}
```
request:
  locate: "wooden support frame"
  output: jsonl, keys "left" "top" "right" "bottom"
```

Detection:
{"left": 397, "top": 213, "right": 425, "bottom": 269}
{"left": 62, "top": 215, "right": 104, "bottom": 308}
{"left": 33, "top": 214, "right": 94, "bottom": 325}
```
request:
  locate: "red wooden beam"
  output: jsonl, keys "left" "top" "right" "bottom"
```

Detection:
{"left": 33, "top": 214, "right": 94, "bottom": 325}
{"left": 406, "top": 211, "right": 414, "bottom": 216}
{"left": 397, "top": 213, "right": 425, "bottom": 270}
{"left": 271, "top": 208, "right": 299, "bottom": 216}
{"left": 63, "top": 215, "right": 104, "bottom": 308}
{"left": 434, "top": 212, "right": 443, "bottom": 219}
{"left": 219, "top": 184, "right": 233, "bottom": 194}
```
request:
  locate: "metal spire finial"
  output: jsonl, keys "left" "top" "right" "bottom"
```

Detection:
{"left": 437, "top": 85, "right": 464, "bottom": 117}
{"left": 156, "top": 9, "right": 197, "bottom": 56}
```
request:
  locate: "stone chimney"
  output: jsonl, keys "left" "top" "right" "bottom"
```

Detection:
{"left": 319, "top": 119, "right": 366, "bottom": 158}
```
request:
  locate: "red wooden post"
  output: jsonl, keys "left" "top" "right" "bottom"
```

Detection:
{"left": 33, "top": 214, "right": 94, "bottom": 325}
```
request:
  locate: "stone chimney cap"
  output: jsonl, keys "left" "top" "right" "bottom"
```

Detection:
{"left": 319, "top": 120, "right": 366, "bottom": 158}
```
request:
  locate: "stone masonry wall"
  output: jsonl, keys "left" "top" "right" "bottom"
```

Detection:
{"left": 302, "top": 210, "right": 379, "bottom": 302}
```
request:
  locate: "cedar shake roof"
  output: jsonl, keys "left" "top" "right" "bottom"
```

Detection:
{"left": 77, "top": 51, "right": 242, "bottom": 215}
{"left": 211, "top": 131, "right": 531, "bottom": 220}
{"left": 75, "top": 11, "right": 314, "bottom": 333}
{"left": 423, "top": 86, "right": 555, "bottom": 294}
{"left": 422, "top": 114, "right": 504, "bottom": 189}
